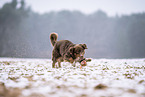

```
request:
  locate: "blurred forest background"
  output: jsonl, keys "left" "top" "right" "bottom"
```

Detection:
{"left": 0, "top": 0, "right": 145, "bottom": 58}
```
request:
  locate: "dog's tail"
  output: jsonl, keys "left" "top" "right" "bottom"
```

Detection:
{"left": 50, "top": 32, "right": 58, "bottom": 46}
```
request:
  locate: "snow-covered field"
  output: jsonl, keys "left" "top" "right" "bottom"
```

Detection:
{"left": 0, "top": 58, "right": 145, "bottom": 97}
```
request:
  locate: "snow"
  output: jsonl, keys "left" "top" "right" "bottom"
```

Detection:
{"left": 0, "top": 58, "right": 145, "bottom": 97}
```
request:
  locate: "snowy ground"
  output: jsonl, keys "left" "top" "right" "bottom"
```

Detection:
{"left": 0, "top": 58, "right": 145, "bottom": 97}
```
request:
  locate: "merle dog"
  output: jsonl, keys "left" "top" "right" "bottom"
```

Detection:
{"left": 50, "top": 32, "right": 87, "bottom": 68}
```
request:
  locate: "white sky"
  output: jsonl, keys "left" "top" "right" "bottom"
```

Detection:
{"left": 0, "top": 0, "right": 145, "bottom": 16}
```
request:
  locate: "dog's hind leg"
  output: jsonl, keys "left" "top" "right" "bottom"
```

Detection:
{"left": 52, "top": 49, "right": 61, "bottom": 68}
{"left": 52, "top": 57, "right": 57, "bottom": 68}
{"left": 58, "top": 62, "right": 61, "bottom": 68}
{"left": 52, "top": 60, "right": 56, "bottom": 68}
{"left": 57, "top": 57, "right": 63, "bottom": 68}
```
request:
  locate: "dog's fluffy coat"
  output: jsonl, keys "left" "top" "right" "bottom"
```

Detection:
{"left": 50, "top": 32, "right": 87, "bottom": 68}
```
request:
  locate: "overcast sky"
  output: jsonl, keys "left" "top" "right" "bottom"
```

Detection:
{"left": 0, "top": 0, "right": 145, "bottom": 16}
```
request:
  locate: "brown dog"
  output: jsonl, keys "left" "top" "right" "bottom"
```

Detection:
{"left": 50, "top": 32, "right": 88, "bottom": 68}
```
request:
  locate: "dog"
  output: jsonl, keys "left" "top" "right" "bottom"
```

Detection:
{"left": 50, "top": 32, "right": 88, "bottom": 68}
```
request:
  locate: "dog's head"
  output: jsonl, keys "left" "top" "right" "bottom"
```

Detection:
{"left": 69, "top": 44, "right": 87, "bottom": 59}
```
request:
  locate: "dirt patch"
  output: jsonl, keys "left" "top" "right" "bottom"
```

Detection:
{"left": 94, "top": 84, "right": 108, "bottom": 90}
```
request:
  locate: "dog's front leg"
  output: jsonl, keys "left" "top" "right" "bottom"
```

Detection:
{"left": 72, "top": 61, "right": 76, "bottom": 67}
{"left": 58, "top": 62, "right": 61, "bottom": 68}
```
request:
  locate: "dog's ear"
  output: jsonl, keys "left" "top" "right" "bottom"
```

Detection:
{"left": 69, "top": 47, "right": 75, "bottom": 54}
{"left": 81, "top": 44, "right": 88, "bottom": 49}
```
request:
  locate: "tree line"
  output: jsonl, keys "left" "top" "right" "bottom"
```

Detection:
{"left": 0, "top": 0, "right": 145, "bottom": 58}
